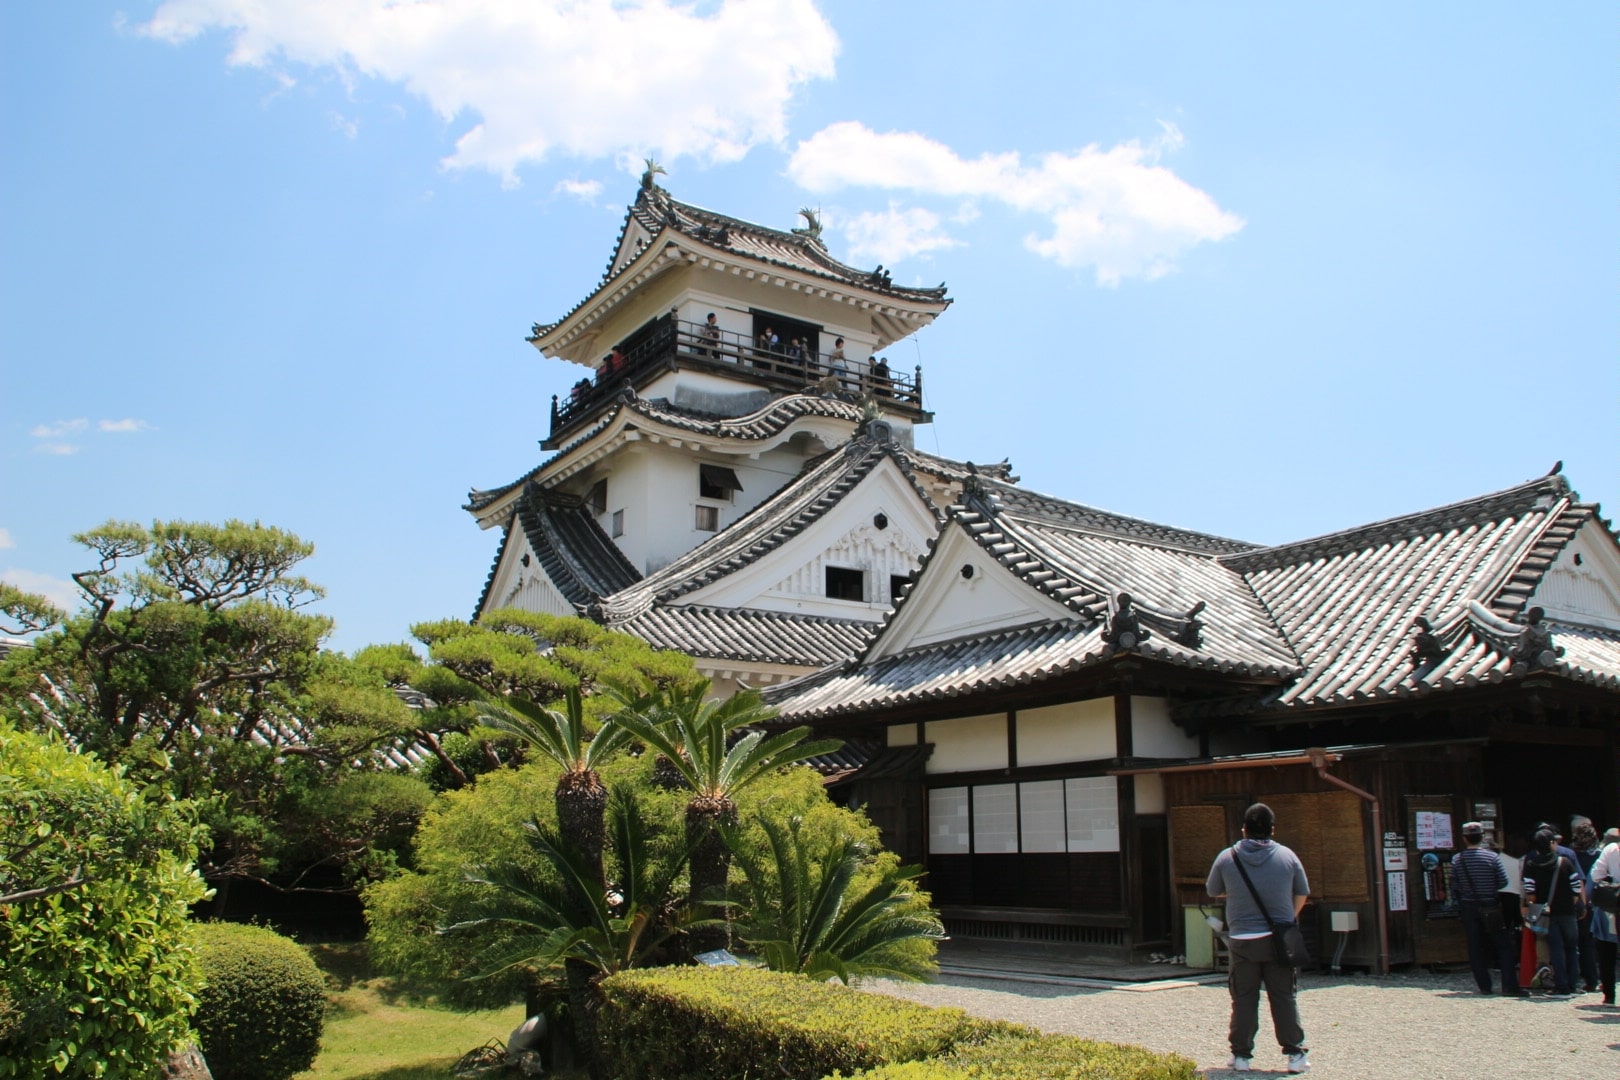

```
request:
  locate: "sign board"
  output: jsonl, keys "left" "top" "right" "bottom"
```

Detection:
{"left": 1387, "top": 871, "right": 1408, "bottom": 912}
{"left": 1415, "top": 811, "right": 1454, "bottom": 850}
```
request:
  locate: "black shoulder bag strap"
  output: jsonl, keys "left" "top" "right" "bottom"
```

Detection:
{"left": 1230, "top": 843, "right": 1283, "bottom": 926}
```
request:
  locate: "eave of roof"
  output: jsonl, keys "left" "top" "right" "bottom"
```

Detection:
{"left": 613, "top": 604, "right": 874, "bottom": 668}
{"left": 767, "top": 619, "right": 1297, "bottom": 724}
{"left": 464, "top": 392, "right": 867, "bottom": 518}
{"left": 531, "top": 184, "right": 950, "bottom": 356}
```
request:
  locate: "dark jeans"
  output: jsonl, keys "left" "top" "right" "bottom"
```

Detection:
{"left": 1577, "top": 910, "right": 1598, "bottom": 990}
{"left": 1598, "top": 939, "right": 1617, "bottom": 1004}
{"left": 1459, "top": 899, "right": 1516, "bottom": 994}
{"left": 1547, "top": 914, "right": 1580, "bottom": 994}
{"left": 1228, "top": 935, "right": 1306, "bottom": 1057}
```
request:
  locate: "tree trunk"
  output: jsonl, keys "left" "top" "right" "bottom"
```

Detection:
{"left": 555, "top": 770, "right": 609, "bottom": 880}
{"left": 564, "top": 958, "right": 604, "bottom": 1080}
{"left": 685, "top": 797, "right": 738, "bottom": 956}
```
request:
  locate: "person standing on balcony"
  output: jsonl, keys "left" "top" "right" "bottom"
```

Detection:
{"left": 754, "top": 327, "right": 777, "bottom": 368}
{"left": 700, "top": 312, "right": 722, "bottom": 357}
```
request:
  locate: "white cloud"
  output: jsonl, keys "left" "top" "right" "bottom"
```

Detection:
{"left": 788, "top": 121, "right": 1243, "bottom": 285}
{"left": 840, "top": 204, "right": 960, "bottom": 266}
{"left": 30, "top": 418, "right": 88, "bottom": 438}
{"left": 0, "top": 529, "right": 12, "bottom": 550}
{"left": 0, "top": 568, "right": 80, "bottom": 615}
{"left": 554, "top": 178, "right": 603, "bottom": 203}
{"left": 98, "top": 418, "right": 153, "bottom": 433}
{"left": 142, "top": 0, "right": 840, "bottom": 183}
{"left": 329, "top": 110, "right": 359, "bottom": 140}
{"left": 32, "top": 444, "right": 80, "bottom": 456}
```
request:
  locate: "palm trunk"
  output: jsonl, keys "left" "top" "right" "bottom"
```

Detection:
{"left": 564, "top": 958, "right": 604, "bottom": 1080}
{"left": 555, "top": 770, "right": 610, "bottom": 1079}
{"left": 556, "top": 769, "right": 609, "bottom": 883}
{"left": 686, "top": 797, "right": 738, "bottom": 955}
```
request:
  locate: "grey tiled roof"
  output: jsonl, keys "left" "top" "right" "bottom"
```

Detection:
{"left": 465, "top": 392, "right": 866, "bottom": 514}
{"left": 951, "top": 480, "right": 1289, "bottom": 667}
{"left": 518, "top": 488, "right": 642, "bottom": 607}
{"left": 472, "top": 486, "right": 642, "bottom": 620}
{"left": 614, "top": 604, "right": 873, "bottom": 668}
{"left": 770, "top": 469, "right": 1620, "bottom": 723}
{"left": 532, "top": 184, "right": 949, "bottom": 341}
{"left": 597, "top": 428, "right": 953, "bottom": 623}
{"left": 1232, "top": 473, "right": 1617, "bottom": 712}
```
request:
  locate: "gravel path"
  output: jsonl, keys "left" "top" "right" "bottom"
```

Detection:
{"left": 863, "top": 971, "right": 1619, "bottom": 1078}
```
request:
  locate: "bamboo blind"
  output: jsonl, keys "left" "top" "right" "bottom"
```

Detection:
{"left": 1170, "top": 804, "right": 1229, "bottom": 885}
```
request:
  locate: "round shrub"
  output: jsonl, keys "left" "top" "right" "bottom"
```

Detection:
{"left": 193, "top": 923, "right": 326, "bottom": 1080}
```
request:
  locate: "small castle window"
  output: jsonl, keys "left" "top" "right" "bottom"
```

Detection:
{"left": 699, "top": 464, "right": 743, "bottom": 502}
{"left": 610, "top": 509, "right": 625, "bottom": 538}
{"left": 587, "top": 479, "right": 608, "bottom": 515}
{"left": 695, "top": 505, "right": 720, "bottom": 532}
{"left": 825, "top": 566, "right": 864, "bottom": 602}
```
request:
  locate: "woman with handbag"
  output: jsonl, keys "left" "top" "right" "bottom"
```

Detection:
{"left": 1589, "top": 827, "right": 1619, "bottom": 1007}
{"left": 1522, "top": 828, "right": 1586, "bottom": 997}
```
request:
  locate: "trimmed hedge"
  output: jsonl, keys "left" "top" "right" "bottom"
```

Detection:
{"left": 839, "top": 1033, "right": 1198, "bottom": 1080}
{"left": 193, "top": 922, "right": 326, "bottom": 1080}
{"left": 598, "top": 966, "right": 1015, "bottom": 1080}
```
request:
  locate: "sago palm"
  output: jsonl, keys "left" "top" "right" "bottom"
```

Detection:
{"left": 609, "top": 678, "right": 840, "bottom": 953}
{"left": 725, "top": 814, "right": 944, "bottom": 984}
{"left": 477, "top": 685, "right": 632, "bottom": 877}
{"left": 448, "top": 788, "right": 693, "bottom": 1078}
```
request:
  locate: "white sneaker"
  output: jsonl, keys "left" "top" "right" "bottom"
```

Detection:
{"left": 1287, "top": 1052, "right": 1311, "bottom": 1073}
{"left": 1226, "top": 1055, "right": 1252, "bottom": 1071}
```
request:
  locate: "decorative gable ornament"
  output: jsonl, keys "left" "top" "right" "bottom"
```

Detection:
{"left": 1408, "top": 615, "right": 1449, "bottom": 669}
{"left": 1512, "top": 606, "right": 1565, "bottom": 672}
{"left": 1105, "top": 592, "right": 1151, "bottom": 651}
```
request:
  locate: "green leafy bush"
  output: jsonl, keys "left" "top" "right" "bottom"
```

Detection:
{"left": 838, "top": 1033, "right": 1198, "bottom": 1079}
{"left": 597, "top": 966, "right": 1013, "bottom": 1080}
{"left": 0, "top": 721, "right": 208, "bottom": 1078}
{"left": 365, "top": 751, "right": 886, "bottom": 1008}
{"left": 193, "top": 922, "right": 326, "bottom": 1080}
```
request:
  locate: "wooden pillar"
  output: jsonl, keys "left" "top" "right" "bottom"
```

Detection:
{"left": 1115, "top": 693, "right": 1143, "bottom": 949}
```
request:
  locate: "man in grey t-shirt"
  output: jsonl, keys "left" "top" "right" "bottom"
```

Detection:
{"left": 1206, "top": 802, "right": 1311, "bottom": 1074}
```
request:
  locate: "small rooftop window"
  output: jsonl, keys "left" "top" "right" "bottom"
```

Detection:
{"left": 700, "top": 464, "right": 743, "bottom": 501}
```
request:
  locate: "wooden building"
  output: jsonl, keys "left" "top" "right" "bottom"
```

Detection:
{"left": 468, "top": 175, "right": 1620, "bottom": 967}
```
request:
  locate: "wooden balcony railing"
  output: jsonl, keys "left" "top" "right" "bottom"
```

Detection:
{"left": 547, "top": 318, "right": 924, "bottom": 444}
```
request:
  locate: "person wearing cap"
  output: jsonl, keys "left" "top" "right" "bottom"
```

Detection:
{"left": 1451, "top": 821, "right": 1515, "bottom": 995}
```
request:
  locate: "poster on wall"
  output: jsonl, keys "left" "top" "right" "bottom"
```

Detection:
{"left": 1388, "top": 871, "right": 1408, "bottom": 912}
{"left": 1414, "top": 811, "right": 1454, "bottom": 850}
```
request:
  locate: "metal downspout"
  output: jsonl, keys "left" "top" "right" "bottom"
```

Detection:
{"left": 1307, "top": 748, "right": 1390, "bottom": 974}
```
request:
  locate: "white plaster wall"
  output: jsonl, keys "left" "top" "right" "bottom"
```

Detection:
{"left": 1531, "top": 525, "right": 1620, "bottom": 631}
{"left": 1016, "top": 698, "right": 1116, "bottom": 766}
{"left": 1135, "top": 773, "right": 1166, "bottom": 814}
{"left": 1130, "top": 696, "right": 1200, "bottom": 759}
{"left": 871, "top": 526, "right": 1075, "bottom": 660}
{"left": 600, "top": 448, "right": 654, "bottom": 573}
{"left": 688, "top": 459, "right": 936, "bottom": 620}
{"left": 924, "top": 713, "right": 1007, "bottom": 774}
{"left": 886, "top": 724, "right": 918, "bottom": 747}
{"left": 483, "top": 530, "right": 577, "bottom": 619}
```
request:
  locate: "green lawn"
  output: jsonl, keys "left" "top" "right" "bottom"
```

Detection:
{"left": 297, "top": 945, "right": 527, "bottom": 1080}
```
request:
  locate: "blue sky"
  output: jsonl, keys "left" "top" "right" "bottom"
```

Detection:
{"left": 3, "top": 2, "right": 1615, "bottom": 653}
